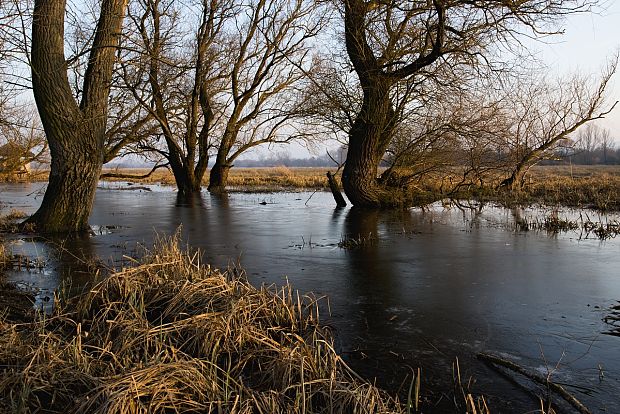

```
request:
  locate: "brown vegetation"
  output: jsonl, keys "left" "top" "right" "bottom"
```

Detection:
{"left": 0, "top": 235, "right": 406, "bottom": 413}
{"left": 18, "top": 165, "right": 620, "bottom": 211}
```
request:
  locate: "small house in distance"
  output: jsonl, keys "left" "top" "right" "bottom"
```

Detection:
{"left": 0, "top": 142, "right": 35, "bottom": 178}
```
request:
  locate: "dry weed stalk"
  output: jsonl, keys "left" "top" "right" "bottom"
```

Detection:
{"left": 0, "top": 234, "right": 404, "bottom": 413}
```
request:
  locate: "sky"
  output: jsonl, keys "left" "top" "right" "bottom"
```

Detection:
{"left": 530, "top": 1, "right": 620, "bottom": 138}
{"left": 267, "top": 2, "right": 620, "bottom": 159}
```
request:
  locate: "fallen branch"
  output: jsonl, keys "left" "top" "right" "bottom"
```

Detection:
{"left": 477, "top": 352, "right": 591, "bottom": 414}
{"left": 100, "top": 162, "right": 170, "bottom": 180}
{"left": 326, "top": 171, "right": 347, "bottom": 207}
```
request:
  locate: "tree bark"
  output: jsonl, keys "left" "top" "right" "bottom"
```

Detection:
{"left": 208, "top": 128, "right": 236, "bottom": 193}
{"left": 326, "top": 171, "right": 347, "bottom": 207}
{"left": 340, "top": 0, "right": 444, "bottom": 208}
{"left": 341, "top": 82, "right": 401, "bottom": 207}
{"left": 170, "top": 161, "right": 203, "bottom": 195}
{"left": 26, "top": 0, "right": 127, "bottom": 233}
{"left": 208, "top": 160, "right": 231, "bottom": 194}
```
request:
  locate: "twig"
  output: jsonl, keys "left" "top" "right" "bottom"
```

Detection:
{"left": 100, "top": 162, "right": 170, "bottom": 180}
{"left": 477, "top": 352, "right": 591, "bottom": 414}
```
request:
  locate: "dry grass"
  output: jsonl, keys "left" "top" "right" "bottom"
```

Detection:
{"left": 99, "top": 167, "right": 332, "bottom": 190}
{"left": 0, "top": 233, "right": 405, "bottom": 413}
{"left": 24, "top": 165, "right": 620, "bottom": 210}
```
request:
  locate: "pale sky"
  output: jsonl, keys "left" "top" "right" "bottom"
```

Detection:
{"left": 527, "top": 1, "right": 620, "bottom": 139}
{"left": 275, "top": 3, "right": 620, "bottom": 159}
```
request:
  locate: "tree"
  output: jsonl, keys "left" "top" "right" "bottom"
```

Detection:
{"left": 573, "top": 123, "right": 613, "bottom": 165}
{"left": 0, "top": 105, "right": 47, "bottom": 179}
{"left": 114, "top": 0, "right": 230, "bottom": 195}
{"left": 339, "top": 0, "right": 598, "bottom": 207}
{"left": 25, "top": 0, "right": 128, "bottom": 232}
{"left": 497, "top": 61, "right": 617, "bottom": 189}
{"left": 207, "top": 0, "right": 323, "bottom": 194}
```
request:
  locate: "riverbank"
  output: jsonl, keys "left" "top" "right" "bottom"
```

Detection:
{"left": 9, "top": 165, "right": 620, "bottom": 211}
{"left": 0, "top": 234, "right": 421, "bottom": 413}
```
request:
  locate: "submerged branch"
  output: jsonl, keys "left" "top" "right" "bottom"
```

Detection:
{"left": 100, "top": 162, "right": 170, "bottom": 180}
{"left": 477, "top": 352, "right": 591, "bottom": 414}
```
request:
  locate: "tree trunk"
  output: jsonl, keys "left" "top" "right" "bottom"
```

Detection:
{"left": 25, "top": 0, "right": 127, "bottom": 233}
{"left": 170, "top": 162, "right": 202, "bottom": 195}
{"left": 499, "top": 163, "right": 529, "bottom": 191}
{"left": 208, "top": 129, "right": 235, "bottom": 194}
{"left": 208, "top": 160, "right": 231, "bottom": 194}
{"left": 27, "top": 131, "right": 103, "bottom": 232}
{"left": 326, "top": 171, "right": 347, "bottom": 207}
{"left": 341, "top": 83, "right": 401, "bottom": 207}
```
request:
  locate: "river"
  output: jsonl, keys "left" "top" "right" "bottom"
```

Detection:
{"left": 2, "top": 181, "right": 619, "bottom": 412}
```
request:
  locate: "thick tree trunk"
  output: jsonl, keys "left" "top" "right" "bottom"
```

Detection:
{"left": 170, "top": 162, "right": 203, "bottom": 195}
{"left": 208, "top": 129, "right": 235, "bottom": 194}
{"left": 208, "top": 160, "right": 231, "bottom": 194}
{"left": 341, "top": 84, "right": 401, "bottom": 207}
{"left": 27, "top": 132, "right": 103, "bottom": 232}
{"left": 25, "top": 0, "right": 127, "bottom": 233}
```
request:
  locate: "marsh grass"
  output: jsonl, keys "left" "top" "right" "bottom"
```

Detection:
{"left": 0, "top": 233, "right": 405, "bottom": 413}
{"left": 100, "top": 167, "right": 332, "bottom": 190}
{"left": 95, "top": 165, "right": 620, "bottom": 211}
{"left": 516, "top": 211, "right": 620, "bottom": 240}
{"left": 338, "top": 233, "right": 377, "bottom": 249}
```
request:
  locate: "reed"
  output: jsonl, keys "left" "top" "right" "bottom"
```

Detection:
{"left": 0, "top": 233, "right": 405, "bottom": 413}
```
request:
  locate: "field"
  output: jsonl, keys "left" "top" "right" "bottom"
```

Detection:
{"left": 6, "top": 165, "right": 620, "bottom": 210}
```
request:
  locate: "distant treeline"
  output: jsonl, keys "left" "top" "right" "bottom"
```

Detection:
{"left": 234, "top": 151, "right": 346, "bottom": 168}
{"left": 542, "top": 144, "right": 620, "bottom": 165}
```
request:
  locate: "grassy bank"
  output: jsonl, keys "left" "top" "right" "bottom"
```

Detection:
{"left": 99, "top": 165, "right": 620, "bottom": 210}
{"left": 8, "top": 165, "right": 620, "bottom": 210}
{"left": 0, "top": 235, "right": 409, "bottom": 413}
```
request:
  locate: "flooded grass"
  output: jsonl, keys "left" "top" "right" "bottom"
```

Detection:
{"left": 0, "top": 233, "right": 406, "bottom": 413}
{"left": 338, "top": 233, "right": 377, "bottom": 249}
{"left": 516, "top": 212, "right": 620, "bottom": 240}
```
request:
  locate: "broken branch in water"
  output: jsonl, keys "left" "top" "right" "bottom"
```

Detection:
{"left": 477, "top": 352, "right": 591, "bottom": 414}
{"left": 100, "top": 162, "right": 170, "bottom": 180}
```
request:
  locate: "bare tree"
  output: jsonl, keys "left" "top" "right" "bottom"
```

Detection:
{"left": 338, "top": 0, "right": 599, "bottom": 207}
{"left": 113, "top": 0, "right": 231, "bottom": 195}
{"left": 113, "top": 0, "right": 323, "bottom": 195}
{"left": 599, "top": 127, "right": 614, "bottom": 165}
{"left": 573, "top": 123, "right": 613, "bottom": 164}
{"left": 24, "top": 0, "right": 128, "bottom": 233}
{"left": 0, "top": 105, "right": 47, "bottom": 179}
{"left": 497, "top": 59, "right": 617, "bottom": 189}
{"left": 206, "top": 0, "right": 325, "bottom": 193}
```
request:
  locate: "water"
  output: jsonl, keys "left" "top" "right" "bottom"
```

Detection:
{"left": 2, "top": 182, "right": 620, "bottom": 412}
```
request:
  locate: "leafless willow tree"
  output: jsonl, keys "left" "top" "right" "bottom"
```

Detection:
{"left": 0, "top": 104, "right": 47, "bottom": 179}
{"left": 496, "top": 59, "right": 617, "bottom": 190}
{"left": 336, "top": 0, "right": 601, "bottom": 207}
{"left": 207, "top": 0, "right": 325, "bottom": 194}
{"left": 111, "top": 0, "right": 325, "bottom": 195}
{"left": 24, "top": 0, "right": 128, "bottom": 232}
{"left": 111, "top": 0, "right": 232, "bottom": 194}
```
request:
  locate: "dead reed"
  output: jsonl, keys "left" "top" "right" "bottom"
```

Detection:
{"left": 0, "top": 233, "right": 405, "bottom": 413}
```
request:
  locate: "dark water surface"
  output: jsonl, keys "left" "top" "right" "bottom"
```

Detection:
{"left": 2, "top": 182, "right": 620, "bottom": 412}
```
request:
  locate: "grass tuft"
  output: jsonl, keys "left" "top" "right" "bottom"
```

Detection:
{"left": 0, "top": 233, "right": 405, "bottom": 413}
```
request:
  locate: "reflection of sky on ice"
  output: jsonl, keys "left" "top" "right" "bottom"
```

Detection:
{"left": 2, "top": 183, "right": 620, "bottom": 412}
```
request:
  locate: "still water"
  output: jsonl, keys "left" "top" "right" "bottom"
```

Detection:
{"left": 2, "top": 182, "right": 620, "bottom": 412}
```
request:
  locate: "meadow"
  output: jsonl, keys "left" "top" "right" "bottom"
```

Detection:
{"left": 94, "top": 165, "right": 620, "bottom": 211}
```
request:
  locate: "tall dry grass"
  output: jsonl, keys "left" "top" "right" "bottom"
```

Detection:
{"left": 0, "top": 233, "right": 405, "bottom": 413}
